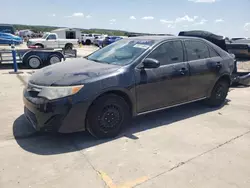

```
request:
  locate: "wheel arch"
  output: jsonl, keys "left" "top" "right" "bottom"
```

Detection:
{"left": 208, "top": 74, "right": 231, "bottom": 97}
{"left": 217, "top": 74, "right": 231, "bottom": 86}
{"left": 34, "top": 43, "right": 44, "bottom": 48}
{"left": 85, "top": 89, "right": 135, "bottom": 129}
{"left": 64, "top": 43, "right": 73, "bottom": 48}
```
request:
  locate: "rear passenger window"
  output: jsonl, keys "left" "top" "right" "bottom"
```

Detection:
{"left": 185, "top": 40, "right": 209, "bottom": 61}
{"left": 147, "top": 41, "right": 184, "bottom": 66}
{"left": 208, "top": 46, "right": 220, "bottom": 57}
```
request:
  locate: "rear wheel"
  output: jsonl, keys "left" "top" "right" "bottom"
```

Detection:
{"left": 64, "top": 43, "right": 73, "bottom": 50}
{"left": 204, "top": 80, "right": 229, "bottom": 107}
{"left": 87, "top": 94, "right": 131, "bottom": 139}
{"left": 49, "top": 54, "right": 61, "bottom": 65}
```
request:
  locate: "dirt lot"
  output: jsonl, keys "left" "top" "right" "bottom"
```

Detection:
{"left": 0, "top": 46, "right": 250, "bottom": 188}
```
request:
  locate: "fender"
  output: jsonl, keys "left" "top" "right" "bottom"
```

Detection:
{"left": 90, "top": 87, "right": 137, "bottom": 116}
{"left": 207, "top": 73, "right": 231, "bottom": 97}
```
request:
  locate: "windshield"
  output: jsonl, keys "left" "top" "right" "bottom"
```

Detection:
{"left": 42, "top": 33, "right": 49, "bottom": 39}
{"left": 0, "top": 26, "right": 14, "bottom": 34}
{"left": 87, "top": 39, "right": 156, "bottom": 65}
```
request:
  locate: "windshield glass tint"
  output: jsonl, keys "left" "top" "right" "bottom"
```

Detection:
{"left": 42, "top": 33, "right": 49, "bottom": 39}
{"left": 87, "top": 39, "right": 156, "bottom": 65}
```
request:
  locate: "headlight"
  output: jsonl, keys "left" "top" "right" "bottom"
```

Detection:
{"left": 37, "top": 85, "right": 84, "bottom": 100}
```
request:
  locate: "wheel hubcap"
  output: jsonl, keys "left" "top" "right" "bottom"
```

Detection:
{"left": 29, "top": 58, "right": 40, "bottom": 68}
{"left": 50, "top": 56, "right": 60, "bottom": 64}
{"left": 98, "top": 105, "right": 122, "bottom": 132}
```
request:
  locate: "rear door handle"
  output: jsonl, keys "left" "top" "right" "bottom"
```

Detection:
{"left": 179, "top": 67, "right": 187, "bottom": 75}
{"left": 216, "top": 62, "right": 222, "bottom": 69}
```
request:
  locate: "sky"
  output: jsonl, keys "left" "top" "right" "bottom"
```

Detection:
{"left": 0, "top": 0, "right": 250, "bottom": 37}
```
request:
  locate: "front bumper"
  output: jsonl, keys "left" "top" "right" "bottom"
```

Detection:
{"left": 23, "top": 93, "right": 90, "bottom": 133}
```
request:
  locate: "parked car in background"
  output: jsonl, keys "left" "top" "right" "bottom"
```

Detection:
{"left": 27, "top": 33, "right": 78, "bottom": 50}
{"left": 93, "top": 35, "right": 108, "bottom": 47}
{"left": 227, "top": 38, "right": 250, "bottom": 59}
{"left": 23, "top": 36, "right": 234, "bottom": 139}
{"left": 81, "top": 33, "right": 102, "bottom": 45}
{"left": 102, "top": 36, "right": 123, "bottom": 47}
{"left": 18, "top": 29, "right": 34, "bottom": 38}
{"left": 0, "top": 24, "right": 23, "bottom": 45}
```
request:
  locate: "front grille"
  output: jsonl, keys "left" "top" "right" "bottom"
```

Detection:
{"left": 24, "top": 107, "right": 38, "bottom": 127}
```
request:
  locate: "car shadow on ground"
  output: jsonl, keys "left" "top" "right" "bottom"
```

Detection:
{"left": 13, "top": 100, "right": 230, "bottom": 155}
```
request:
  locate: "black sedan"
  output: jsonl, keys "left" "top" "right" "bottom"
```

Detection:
{"left": 23, "top": 36, "right": 235, "bottom": 138}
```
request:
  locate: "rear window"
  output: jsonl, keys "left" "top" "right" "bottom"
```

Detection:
{"left": 185, "top": 40, "right": 209, "bottom": 61}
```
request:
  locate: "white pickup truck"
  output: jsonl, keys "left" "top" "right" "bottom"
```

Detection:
{"left": 81, "top": 33, "right": 102, "bottom": 45}
{"left": 27, "top": 33, "right": 78, "bottom": 50}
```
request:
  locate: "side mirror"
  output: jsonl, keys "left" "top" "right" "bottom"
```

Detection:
{"left": 142, "top": 58, "right": 160, "bottom": 69}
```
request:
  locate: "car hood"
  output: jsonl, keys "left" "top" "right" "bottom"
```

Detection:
{"left": 0, "top": 32, "right": 22, "bottom": 41}
{"left": 29, "top": 38, "right": 46, "bottom": 43}
{"left": 29, "top": 58, "right": 121, "bottom": 86}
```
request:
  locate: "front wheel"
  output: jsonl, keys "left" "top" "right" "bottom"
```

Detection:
{"left": 85, "top": 40, "right": 91, "bottom": 45}
{"left": 27, "top": 55, "right": 42, "bottom": 69}
{"left": 86, "top": 94, "right": 131, "bottom": 139}
{"left": 204, "top": 80, "right": 229, "bottom": 107}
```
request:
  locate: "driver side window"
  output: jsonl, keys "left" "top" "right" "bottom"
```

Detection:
{"left": 147, "top": 41, "right": 184, "bottom": 66}
{"left": 47, "top": 34, "right": 56, "bottom": 40}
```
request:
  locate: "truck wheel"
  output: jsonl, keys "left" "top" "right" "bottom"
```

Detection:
{"left": 27, "top": 56, "right": 42, "bottom": 69}
{"left": 86, "top": 94, "right": 131, "bottom": 139}
{"left": 86, "top": 39, "right": 91, "bottom": 45}
{"left": 204, "top": 80, "right": 229, "bottom": 107}
{"left": 49, "top": 55, "right": 61, "bottom": 65}
{"left": 65, "top": 44, "right": 73, "bottom": 50}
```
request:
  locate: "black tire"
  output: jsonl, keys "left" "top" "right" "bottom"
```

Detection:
{"left": 65, "top": 43, "right": 73, "bottom": 50}
{"left": 87, "top": 94, "right": 131, "bottom": 139}
{"left": 48, "top": 54, "right": 62, "bottom": 65}
{"left": 204, "top": 80, "right": 229, "bottom": 107}
{"left": 27, "top": 55, "right": 42, "bottom": 69}
{"left": 85, "top": 39, "right": 91, "bottom": 45}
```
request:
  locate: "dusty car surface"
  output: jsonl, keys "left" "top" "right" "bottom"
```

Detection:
{"left": 23, "top": 36, "right": 235, "bottom": 138}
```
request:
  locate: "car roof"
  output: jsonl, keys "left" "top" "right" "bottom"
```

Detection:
{"left": 125, "top": 35, "right": 203, "bottom": 42}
